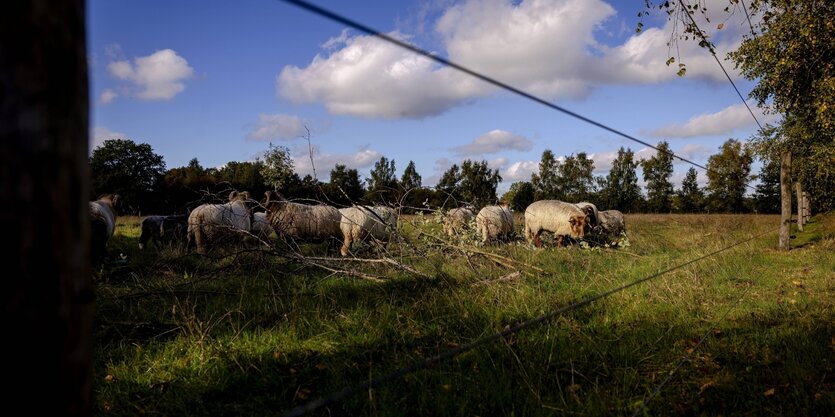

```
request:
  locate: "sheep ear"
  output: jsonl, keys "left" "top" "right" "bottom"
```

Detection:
{"left": 229, "top": 191, "right": 238, "bottom": 201}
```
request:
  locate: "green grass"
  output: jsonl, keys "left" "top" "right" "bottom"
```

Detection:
{"left": 93, "top": 213, "right": 835, "bottom": 416}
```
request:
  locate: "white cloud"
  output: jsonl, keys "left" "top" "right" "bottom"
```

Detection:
{"left": 589, "top": 150, "right": 619, "bottom": 173}
{"left": 647, "top": 101, "right": 779, "bottom": 138}
{"left": 451, "top": 129, "right": 532, "bottom": 156}
{"left": 246, "top": 114, "right": 307, "bottom": 141}
{"left": 501, "top": 160, "right": 538, "bottom": 182}
{"left": 278, "top": 32, "right": 484, "bottom": 118}
{"left": 100, "top": 89, "right": 118, "bottom": 104}
{"left": 292, "top": 145, "right": 382, "bottom": 178}
{"left": 278, "top": 0, "right": 756, "bottom": 120}
{"left": 107, "top": 49, "right": 194, "bottom": 100}
{"left": 89, "top": 126, "right": 128, "bottom": 155}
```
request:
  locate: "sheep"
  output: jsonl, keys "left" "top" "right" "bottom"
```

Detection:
{"left": 574, "top": 201, "right": 599, "bottom": 230}
{"left": 524, "top": 200, "right": 588, "bottom": 248}
{"left": 339, "top": 205, "right": 398, "bottom": 256}
{"left": 596, "top": 209, "right": 626, "bottom": 241}
{"left": 90, "top": 194, "right": 120, "bottom": 263}
{"left": 475, "top": 204, "right": 514, "bottom": 243}
{"left": 443, "top": 207, "right": 475, "bottom": 237}
{"left": 138, "top": 214, "right": 188, "bottom": 250}
{"left": 186, "top": 191, "right": 254, "bottom": 254}
{"left": 263, "top": 191, "right": 342, "bottom": 246}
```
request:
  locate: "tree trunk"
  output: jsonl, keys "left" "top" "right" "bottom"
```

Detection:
{"left": 795, "top": 182, "right": 804, "bottom": 231}
{"left": 802, "top": 191, "right": 810, "bottom": 223}
{"left": 779, "top": 153, "right": 792, "bottom": 250}
{"left": 0, "top": 1, "right": 92, "bottom": 416}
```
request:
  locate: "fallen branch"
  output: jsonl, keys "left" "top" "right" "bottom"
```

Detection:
{"left": 420, "top": 232, "right": 545, "bottom": 273}
{"left": 471, "top": 271, "right": 522, "bottom": 287}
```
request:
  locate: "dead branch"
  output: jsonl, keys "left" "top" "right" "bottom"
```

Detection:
{"left": 470, "top": 271, "right": 522, "bottom": 287}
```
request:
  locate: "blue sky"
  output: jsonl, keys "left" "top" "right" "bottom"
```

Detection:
{"left": 88, "top": 0, "right": 776, "bottom": 193}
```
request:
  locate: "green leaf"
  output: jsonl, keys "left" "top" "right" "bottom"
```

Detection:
{"left": 666, "top": 57, "right": 675, "bottom": 66}
{"left": 677, "top": 67, "right": 687, "bottom": 77}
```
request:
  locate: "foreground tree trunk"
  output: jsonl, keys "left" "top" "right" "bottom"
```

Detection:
{"left": 0, "top": 1, "right": 92, "bottom": 415}
{"left": 779, "top": 153, "right": 792, "bottom": 251}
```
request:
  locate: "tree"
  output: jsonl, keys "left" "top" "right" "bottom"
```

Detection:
{"left": 325, "top": 164, "right": 364, "bottom": 206}
{"left": 752, "top": 155, "right": 781, "bottom": 214}
{"left": 160, "top": 158, "right": 218, "bottom": 212}
{"left": 557, "top": 152, "right": 595, "bottom": 202}
{"left": 89, "top": 138, "right": 166, "bottom": 213}
{"left": 646, "top": 0, "right": 835, "bottom": 212}
{"left": 460, "top": 160, "right": 502, "bottom": 209}
{"left": 676, "top": 167, "right": 704, "bottom": 213}
{"left": 259, "top": 143, "right": 294, "bottom": 192}
{"left": 600, "top": 147, "right": 642, "bottom": 212}
{"left": 366, "top": 156, "right": 397, "bottom": 204}
{"left": 435, "top": 164, "right": 462, "bottom": 207}
{"left": 400, "top": 160, "right": 422, "bottom": 190}
{"left": 705, "top": 139, "right": 754, "bottom": 213}
{"left": 531, "top": 149, "right": 561, "bottom": 200}
{"left": 641, "top": 141, "right": 675, "bottom": 213}
{"left": 217, "top": 161, "right": 269, "bottom": 198}
{"left": 502, "top": 181, "right": 535, "bottom": 212}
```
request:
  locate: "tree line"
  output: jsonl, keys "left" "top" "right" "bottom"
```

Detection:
{"left": 91, "top": 137, "right": 785, "bottom": 216}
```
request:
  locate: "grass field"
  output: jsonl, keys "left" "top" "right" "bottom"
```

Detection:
{"left": 93, "top": 213, "right": 834, "bottom": 416}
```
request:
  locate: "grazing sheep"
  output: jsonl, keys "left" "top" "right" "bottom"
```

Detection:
{"left": 339, "top": 205, "right": 398, "bottom": 256}
{"left": 596, "top": 209, "right": 626, "bottom": 240}
{"left": 574, "top": 201, "right": 599, "bottom": 230}
{"left": 475, "top": 204, "right": 514, "bottom": 243}
{"left": 263, "top": 191, "right": 342, "bottom": 245}
{"left": 90, "top": 194, "right": 120, "bottom": 262}
{"left": 187, "top": 191, "right": 254, "bottom": 254}
{"left": 524, "top": 200, "right": 588, "bottom": 248}
{"left": 139, "top": 214, "right": 188, "bottom": 250}
{"left": 443, "top": 207, "right": 475, "bottom": 237}
{"left": 250, "top": 212, "right": 274, "bottom": 241}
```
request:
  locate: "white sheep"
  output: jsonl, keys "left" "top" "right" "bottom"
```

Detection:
{"left": 443, "top": 207, "right": 475, "bottom": 237}
{"left": 475, "top": 204, "right": 514, "bottom": 243}
{"left": 187, "top": 191, "right": 254, "bottom": 254}
{"left": 574, "top": 201, "right": 599, "bottom": 228}
{"left": 90, "top": 194, "right": 120, "bottom": 262}
{"left": 524, "top": 200, "right": 588, "bottom": 248}
{"left": 263, "top": 191, "right": 342, "bottom": 245}
{"left": 339, "top": 205, "right": 398, "bottom": 256}
{"left": 250, "top": 212, "right": 273, "bottom": 240}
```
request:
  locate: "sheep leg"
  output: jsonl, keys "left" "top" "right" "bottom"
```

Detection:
{"left": 533, "top": 231, "right": 542, "bottom": 248}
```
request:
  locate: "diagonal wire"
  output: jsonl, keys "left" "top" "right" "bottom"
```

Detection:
{"left": 282, "top": 227, "right": 777, "bottom": 417}
{"left": 630, "top": 280, "right": 753, "bottom": 417}
{"left": 677, "top": 0, "right": 764, "bottom": 132}
{"left": 280, "top": 0, "right": 719, "bottom": 174}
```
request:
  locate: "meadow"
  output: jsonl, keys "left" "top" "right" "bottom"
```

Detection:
{"left": 93, "top": 212, "right": 834, "bottom": 416}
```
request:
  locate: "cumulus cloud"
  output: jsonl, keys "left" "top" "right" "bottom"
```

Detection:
{"left": 292, "top": 145, "right": 382, "bottom": 177}
{"left": 107, "top": 49, "right": 194, "bottom": 100}
{"left": 89, "top": 126, "right": 128, "bottom": 155}
{"left": 501, "top": 160, "right": 538, "bottom": 182}
{"left": 451, "top": 129, "right": 532, "bottom": 156}
{"left": 278, "top": 32, "right": 485, "bottom": 118}
{"left": 647, "top": 101, "right": 779, "bottom": 138}
{"left": 278, "top": 0, "right": 754, "bottom": 119}
{"left": 100, "top": 89, "right": 118, "bottom": 104}
{"left": 246, "top": 114, "right": 307, "bottom": 141}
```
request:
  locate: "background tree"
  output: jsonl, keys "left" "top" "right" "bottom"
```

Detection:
{"left": 459, "top": 160, "right": 502, "bottom": 209}
{"left": 641, "top": 141, "right": 675, "bottom": 213}
{"left": 434, "top": 164, "right": 462, "bottom": 208}
{"left": 599, "top": 147, "right": 642, "bottom": 212}
{"left": 259, "top": 143, "right": 294, "bottom": 192}
{"left": 216, "top": 160, "right": 269, "bottom": 198}
{"left": 366, "top": 156, "right": 397, "bottom": 204}
{"left": 502, "top": 181, "right": 535, "bottom": 212}
{"left": 89, "top": 138, "right": 166, "bottom": 214}
{"left": 676, "top": 167, "right": 704, "bottom": 213}
{"left": 531, "top": 149, "right": 561, "bottom": 200}
{"left": 705, "top": 139, "right": 754, "bottom": 213}
{"left": 325, "top": 164, "right": 364, "bottom": 207}
{"left": 399, "top": 160, "right": 428, "bottom": 212}
{"left": 557, "top": 152, "right": 595, "bottom": 203}
{"left": 284, "top": 173, "right": 324, "bottom": 203}
{"left": 160, "top": 158, "right": 218, "bottom": 213}
{"left": 752, "top": 155, "right": 781, "bottom": 214}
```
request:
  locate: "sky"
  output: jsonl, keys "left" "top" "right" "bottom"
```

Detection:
{"left": 87, "top": 0, "right": 778, "bottom": 194}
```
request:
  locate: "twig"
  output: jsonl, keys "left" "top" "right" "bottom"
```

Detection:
{"left": 471, "top": 271, "right": 522, "bottom": 287}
